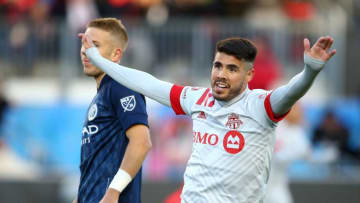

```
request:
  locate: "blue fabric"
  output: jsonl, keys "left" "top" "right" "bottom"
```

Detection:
{"left": 78, "top": 75, "right": 148, "bottom": 203}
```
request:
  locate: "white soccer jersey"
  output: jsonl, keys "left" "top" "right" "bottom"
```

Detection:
{"left": 169, "top": 85, "right": 288, "bottom": 203}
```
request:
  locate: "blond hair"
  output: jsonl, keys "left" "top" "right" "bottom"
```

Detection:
{"left": 87, "top": 18, "right": 128, "bottom": 51}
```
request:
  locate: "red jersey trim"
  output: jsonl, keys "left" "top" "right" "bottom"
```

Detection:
{"left": 264, "top": 93, "right": 290, "bottom": 122}
{"left": 170, "top": 85, "right": 186, "bottom": 115}
{"left": 196, "top": 88, "right": 210, "bottom": 105}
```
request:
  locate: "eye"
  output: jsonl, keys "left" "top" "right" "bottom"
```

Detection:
{"left": 228, "top": 66, "right": 238, "bottom": 72}
{"left": 213, "top": 62, "right": 221, "bottom": 69}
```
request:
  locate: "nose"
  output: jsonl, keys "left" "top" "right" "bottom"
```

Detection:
{"left": 216, "top": 68, "right": 227, "bottom": 79}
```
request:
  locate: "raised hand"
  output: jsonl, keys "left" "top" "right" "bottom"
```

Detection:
{"left": 78, "top": 33, "right": 95, "bottom": 49}
{"left": 304, "top": 36, "right": 336, "bottom": 62}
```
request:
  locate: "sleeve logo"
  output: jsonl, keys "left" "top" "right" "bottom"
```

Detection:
{"left": 88, "top": 103, "right": 98, "bottom": 121}
{"left": 120, "top": 95, "right": 136, "bottom": 112}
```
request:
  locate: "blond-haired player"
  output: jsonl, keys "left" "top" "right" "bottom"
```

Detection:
{"left": 75, "top": 18, "right": 152, "bottom": 203}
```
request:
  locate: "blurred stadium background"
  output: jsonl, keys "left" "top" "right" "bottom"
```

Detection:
{"left": 0, "top": 0, "right": 359, "bottom": 203}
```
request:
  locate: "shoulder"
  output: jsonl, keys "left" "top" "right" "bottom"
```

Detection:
{"left": 243, "top": 88, "right": 270, "bottom": 103}
{"left": 246, "top": 88, "right": 278, "bottom": 126}
{"left": 248, "top": 88, "right": 269, "bottom": 96}
{"left": 109, "top": 79, "right": 145, "bottom": 99}
{"left": 170, "top": 85, "right": 210, "bottom": 115}
{"left": 183, "top": 86, "right": 209, "bottom": 97}
{"left": 180, "top": 86, "right": 212, "bottom": 104}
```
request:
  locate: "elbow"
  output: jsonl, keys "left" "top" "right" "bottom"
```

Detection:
{"left": 139, "top": 135, "right": 152, "bottom": 154}
{"left": 144, "top": 138, "right": 152, "bottom": 153}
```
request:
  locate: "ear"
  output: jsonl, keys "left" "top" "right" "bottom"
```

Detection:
{"left": 246, "top": 68, "right": 255, "bottom": 83}
{"left": 111, "top": 48, "right": 123, "bottom": 62}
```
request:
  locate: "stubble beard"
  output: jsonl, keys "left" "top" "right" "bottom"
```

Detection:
{"left": 212, "top": 80, "right": 246, "bottom": 102}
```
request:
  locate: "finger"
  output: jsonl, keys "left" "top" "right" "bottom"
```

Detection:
{"left": 325, "top": 37, "right": 334, "bottom": 51}
{"left": 322, "top": 36, "right": 331, "bottom": 50}
{"left": 327, "top": 49, "right": 336, "bottom": 60}
{"left": 85, "top": 34, "right": 94, "bottom": 47}
{"left": 317, "top": 37, "right": 328, "bottom": 49}
{"left": 304, "top": 38, "right": 311, "bottom": 54}
{"left": 81, "top": 34, "right": 86, "bottom": 45}
{"left": 80, "top": 34, "right": 85, "bottom": 44}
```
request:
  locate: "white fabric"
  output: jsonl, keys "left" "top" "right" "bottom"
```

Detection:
{"left": 174, "top": 86, "right": 276, "bottom": 203}
{"left": 86, "top": 47, "right": 173, "bottom": 106}
{"left": 109, "top": 169, "right": 132, "bottom": 193}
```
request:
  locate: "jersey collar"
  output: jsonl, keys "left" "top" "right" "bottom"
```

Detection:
{"left": 217, "top": 85, "right": 249, "bottom": 107}
{"left": 98, "top": 74, "right": 112, "bottom": 91}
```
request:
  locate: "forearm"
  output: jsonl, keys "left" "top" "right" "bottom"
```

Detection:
{"left": 120, "top": 137, "right": 151, "bottom": 178}
{"left": 270, "top": 54, "right": 325, "bottom": 116}
{"left": 107, "top": 133, "right": 151, "bottom": 197}
{"left": 86, "top": 47, "right": 173, "bottom": 106}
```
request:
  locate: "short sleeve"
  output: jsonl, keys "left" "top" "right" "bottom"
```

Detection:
{"left": 110, "top": 83, "right": 148, "bottom": 131}
{"left": 264, "top": 93, "right": 289, "bottom": 123}
{"left": 247, "top": 89, "right": 289, "bottom": 126}
{"left": 170, "top": 85, "right": 210, "bottom": 115}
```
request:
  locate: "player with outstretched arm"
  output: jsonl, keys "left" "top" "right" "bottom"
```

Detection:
{"left": 79, "top": 32, "right": 335, "bottom": 203}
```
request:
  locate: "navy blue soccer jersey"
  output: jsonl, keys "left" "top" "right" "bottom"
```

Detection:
{"left": 78, "top": 74, "right": 148, "bottom": 203}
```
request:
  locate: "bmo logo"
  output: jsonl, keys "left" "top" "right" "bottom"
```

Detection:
{"left": 193, "top": 131, "right": 219, "bottom": 145}
{"left": 223, "top": 130, "right": 245, "bottom": 154}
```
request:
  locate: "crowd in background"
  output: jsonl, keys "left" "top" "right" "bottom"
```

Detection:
{"left": 0, "top": 0, "right": 326, "bottom": 76}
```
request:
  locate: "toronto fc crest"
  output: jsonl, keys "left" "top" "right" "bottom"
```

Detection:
{"left": 226, "top": 113, "right": 242, "bottom": 129}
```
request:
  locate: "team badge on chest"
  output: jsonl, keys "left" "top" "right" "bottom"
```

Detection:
{"left": 121, "top": 95, "right": 136, "bottom": 112}
{"left": 88, "top": 103, "right": 98, "bottom": 121}
{"left": 226, "top": 113, "right": 243, "bottom": 129}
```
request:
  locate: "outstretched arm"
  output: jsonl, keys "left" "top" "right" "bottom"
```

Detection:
{"left": 79, "top": 33, "right": 173, "bottom": 107}
{"left": 270, "top": 36, "right": 336, "bottom": 117}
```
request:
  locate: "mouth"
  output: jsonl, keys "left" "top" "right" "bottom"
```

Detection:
{"left": 82, "top": 58, "right": 91, "bottom": 66}
{"left": 214, "top": 81, "right": 229, "bottom": 92}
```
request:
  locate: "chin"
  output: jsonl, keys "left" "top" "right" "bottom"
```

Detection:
{"left": 83, "top": 68, "right": 92, "bottom": 76}
{"left": 213, "top": 93, "right": 230, "bottom": 101}
{"left": 83, "top": 66, "right": 96, "bottom": 76}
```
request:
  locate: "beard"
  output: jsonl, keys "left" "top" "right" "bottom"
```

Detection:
{"left": 211, "top": 79, "right": 245, "bottom": 102}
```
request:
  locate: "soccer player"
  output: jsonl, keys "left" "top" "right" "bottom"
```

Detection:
{"left": 75, "top": 18, "right": 152, "bottom": 203}
{"left": 79, "top": 33, "right": 336, "bottom": 202}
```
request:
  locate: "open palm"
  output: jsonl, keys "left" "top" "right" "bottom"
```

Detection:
{"left": 304, "top": 36, "right": 336, "bottom": 62}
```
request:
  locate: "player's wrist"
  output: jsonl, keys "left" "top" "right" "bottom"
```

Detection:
{"left": 109, "top": 169, "right": 132, "bottom": 193}
{"left": 85, "top": 47, "right": 100, "bottom": 60}
{"left": 304, "top": 54, "right": 325, "bottom": 71}
{"left": 105, "top": 188, "right": 121, "bottom": 199}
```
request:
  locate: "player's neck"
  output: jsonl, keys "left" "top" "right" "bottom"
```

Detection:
{"left": 95, "top": 73, "right": 106, "bottom": 90}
